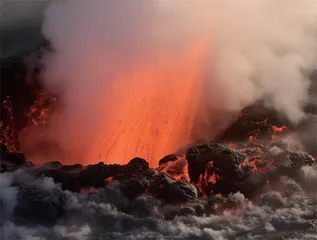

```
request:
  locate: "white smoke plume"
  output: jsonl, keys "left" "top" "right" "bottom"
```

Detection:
{"left": 21, "top": 0, "right": 317, "bottom": 165}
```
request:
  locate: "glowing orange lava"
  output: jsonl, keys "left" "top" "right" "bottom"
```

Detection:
{"left": 157, "top": 157, "right": 190, "bottom": 181}
{"left": 105, "top": 176, "right": 114, "bottom": 184}
{"left": 89, "top": 40, "right": 207, "bottom": 167}
{"left": 270, "top": 125, "right": 288, "bottom": 140}
{"left": 26, "top": 92, "right": 57, "bottom": 126}
{"left": 79, "top": 187, "right": 93, "bottom": 194}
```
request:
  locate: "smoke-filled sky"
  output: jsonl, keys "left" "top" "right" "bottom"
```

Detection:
{"left": 18, "top": 0, "right": 317, "bottom": 166}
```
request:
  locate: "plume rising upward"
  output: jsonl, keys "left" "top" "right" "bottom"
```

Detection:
{"left": 21, "top": 0, "right": 317, "bottom": 165}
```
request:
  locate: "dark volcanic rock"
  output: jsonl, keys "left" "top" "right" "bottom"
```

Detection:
{"left": 212, "top": 148, "right": 245, "bottom": 176}
{"left": 186, "top": 143, "right": 246, "bottom": 182}
{"left": 1, "top": 152, "right": 26, "bottom": 165}
{"left": 208, "top": 194, "right": 226, "bottom": 207}
{"left": 163, "top": 179, "right": 198, "bottom": 203}
{"left": 0, "top": 143, "right": 8, "bottom": 152}
{"left": 121, "top": 177, "right": 150, "bottom": 199}
{"left": 1, "top": 44, "right": 49, "bottom": 137}
{"left": 59, "top": 164, "right": 84, "bottom": 173}
{"left": 158, "top": 154, "right": 178, "bottom": 166}
{"left": 212, "top": 178, "right": 243, "bottom": 197}
{"left": 237, "top": 172, "right": 267, "bottom": 198}
{"left": 127, "top": 157, "right": 149, "bottom": 170}
{"left": 87, "top": 184, "right": 129, "bottom": 210}
{"left": 39, "top": 170, "right": 80, "bottom": 192}
{"left": 42, "top": 161, "right": 63, "bottom": 170}
{"left": 77, "top": 163, "right": 122, "bottom": 188}
{"left": 186, "top": 144, "right": 215, "bottom": 182}
{"left": 0, "top": 150, "right": 27, "bottom": 172}
{"left": 217, "top": 101, "right": 291, "bottom": 143}
{"left": 0, "top": 164, "right": 8, "bottom": 173}
{"left": 125, "top": 195, "right": 161, "bottom": 217}
{"left": 148, "top": 174, "right": 174, "bottom": 198}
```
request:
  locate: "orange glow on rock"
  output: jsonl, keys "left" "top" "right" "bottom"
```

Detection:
{"left": 157, "top": 157, "right": 190, "bottom": 181}
{"left": 79, "top": 187, "right": 94, "bottom": 194}
{"left": 88, "top": 40, "right": 207, "bottom": 167}
{"left": 208, "top": 173, "right": 217, "bottom": 184}
{"left": 105, "top": 176, "right": 114, "bottom": 185}
{"left": 271, "top": 125, "right": 288, "bottom": 140}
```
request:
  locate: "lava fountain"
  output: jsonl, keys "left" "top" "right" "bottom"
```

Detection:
{"left": 90, "top": 40, "right": 207, "bottom": 167}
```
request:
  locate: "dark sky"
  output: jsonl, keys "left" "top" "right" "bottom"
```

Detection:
{"left": 0, "top": 1, "right": 53, "bottom": 58}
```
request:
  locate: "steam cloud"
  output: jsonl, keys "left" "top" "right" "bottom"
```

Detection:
{"left": 1, "top": 165, "right": 317, "bottom": 239}
{"left": 22, "top": 0, "right": 317, "bottom": 165}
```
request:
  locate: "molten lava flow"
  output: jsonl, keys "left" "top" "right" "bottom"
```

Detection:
{"left": 193, "top": 161, "right": 221, "bottom": 198}
{"left": 1, "top": 91, "right": 57, "bottom": 156}
{"left": 270, "top": 125, "right": 288, "bottom": 140}
{"left": 243, "top": 115, "right": 290, "bottom": 142}
{"left": 89, "top": 40, "right": 207, "bottom": 167}
{"left": 208, "top": 173, "right": 218, "bottom": 184}
{"left": 247, "top": 129, "right": 260, "bottom": 142}
{"left": 79, "top": 187, "right": 94, "bottom": 194}
{"left": 157, "top": 157, "right": 190, "bottom": 181}
{"left": 26, "top": 92, "right": 57, "bottom": 126}
{"left": 105, "top": 176, "right": 114, "bottom": 185}
{"left": 240, "top": 157, "right": 267, "bottom": 173}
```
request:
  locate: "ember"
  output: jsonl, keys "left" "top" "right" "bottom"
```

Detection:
{"left": 157, "top": 155, "right": 189, "bottom": 181}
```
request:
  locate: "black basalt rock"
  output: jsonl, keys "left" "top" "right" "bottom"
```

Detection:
{"left": 77, "top": 163, "right": 122, "bottom": 188}
{"left": 158, "top": 154, "right": 178, "bottom": 166}
{"left": 42, "top": 161, "right": 63, "bottom": 170}
{"left": 186, "top": 143, "right": 246, "bottom": 182}
{"left": 1, "top": 152, "right": 26, "bottom": 165}
{"left": 163, "top": 179, "right": 198, "bottom": 203}
{"left": 0, "top": 143, "right": 8, "bottom": 152}
{"left": 121, "top": 177, "right": 150, "bottom": 199}
{"left": 127, "top": 157, "right": 149, "bottom": 170}
{"left": 59, "top": 164, "right": 84, "bottom": 173}
{"left": 39, "top": 169, "right": 80, "bottom": 192}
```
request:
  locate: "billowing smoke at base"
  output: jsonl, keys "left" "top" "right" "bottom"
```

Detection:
{"left": 1, "top": 141, "right": 317, "bottom": 240}
{"left": 18, "top": 0, "right": 317, "bottom": 166}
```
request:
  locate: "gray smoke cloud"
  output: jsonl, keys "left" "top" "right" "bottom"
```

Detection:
{"left": 21, "top": 0, "right": 317, "bottom": 164}
{"left": 1, "top": 165, "right": 317, "bottom": 240}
